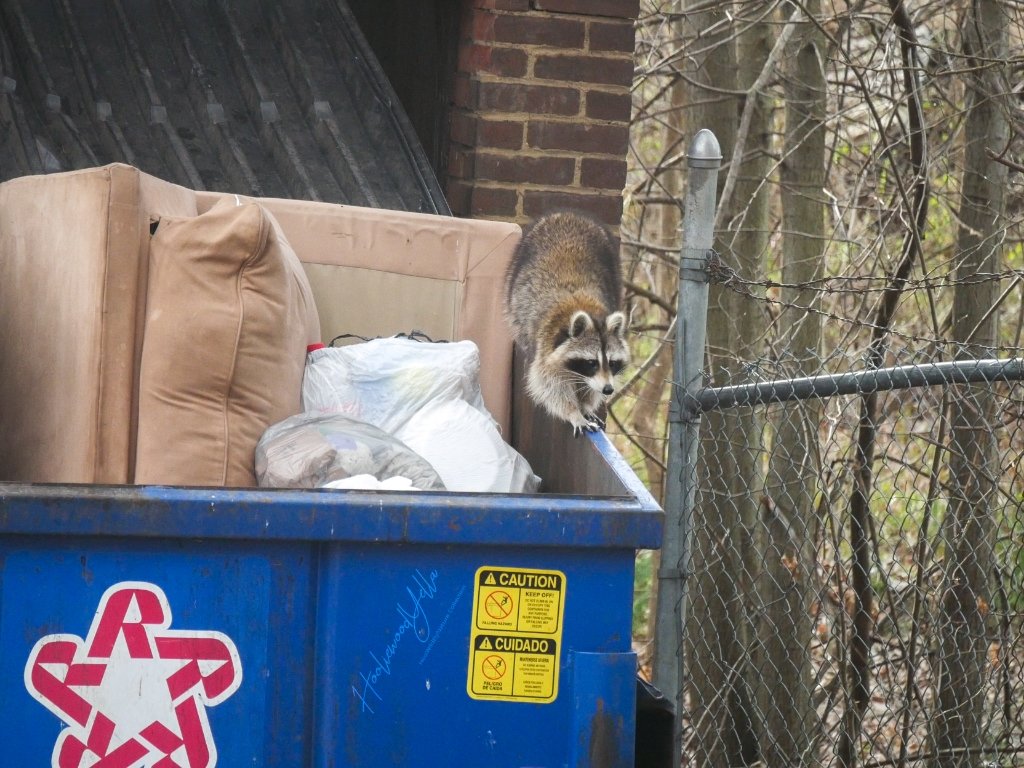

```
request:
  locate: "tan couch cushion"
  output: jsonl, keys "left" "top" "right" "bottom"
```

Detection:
{"left": 0, "top": 164, "right": 196, "bottom": 483}
{"left": 134, "top": 197, "right": 320, "bottom": 487}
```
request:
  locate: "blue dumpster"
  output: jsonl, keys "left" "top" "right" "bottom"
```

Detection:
{"left": 0, "top": 163, "right": 663, "bottom": 766}
{"left": 0, "top": 429, "right": 661, "bottom": 767}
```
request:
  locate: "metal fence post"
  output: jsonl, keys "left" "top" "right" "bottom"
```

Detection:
{"left": 652, "top": 128, "right": 721, "bottom": 764}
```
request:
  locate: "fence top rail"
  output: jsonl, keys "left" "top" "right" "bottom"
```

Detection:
{"left": 692, "top": 357, "right": 1024, "bottom": 411}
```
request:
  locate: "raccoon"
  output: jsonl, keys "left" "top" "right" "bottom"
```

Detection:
{"left": 505, "top": 211, "right": 630, "bottom": 433}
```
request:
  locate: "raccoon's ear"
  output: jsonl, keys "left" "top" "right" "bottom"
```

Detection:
{"left": 569, "top": 310, "right": 594, "bottom": 338}
{"left": 607, "top": 311, "right": 628, "bottom": 338}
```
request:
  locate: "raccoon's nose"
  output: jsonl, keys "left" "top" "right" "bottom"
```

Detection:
{"left": 602, "top": 384, "right": 614, "bottom": 396}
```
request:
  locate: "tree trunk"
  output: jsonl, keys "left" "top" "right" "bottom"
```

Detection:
{"left": 838, "top": 3, "right": 930, "bottom": 763}
{"left": 682, "top": 3, "right": 775, "bottom": 765}
{"left": 760, "top": 1, "right": 826, "bottom": 764}
{"left": 676, "top": 1, "right": 748, "bottom": 765}
{"left": 932, "top": 0, "right": 1009, "bottom": 764}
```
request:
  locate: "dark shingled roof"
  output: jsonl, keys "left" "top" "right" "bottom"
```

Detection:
{"left": 0, "top": 0, "right": 450, "bottom": 214}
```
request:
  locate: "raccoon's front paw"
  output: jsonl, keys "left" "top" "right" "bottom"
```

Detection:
{"left": 570, "top": 414, "right": 603, "bottom": 437}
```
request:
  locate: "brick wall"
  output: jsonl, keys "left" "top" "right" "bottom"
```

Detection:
{"left": 447, "top": 0, "right": 638, "bottom": 230}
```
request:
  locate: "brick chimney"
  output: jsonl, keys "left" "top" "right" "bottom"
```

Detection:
{"left": 448, "top": 0, "right": 638, "bottom": 230}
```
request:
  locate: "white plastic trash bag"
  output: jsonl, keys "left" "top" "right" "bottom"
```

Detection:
{"left": 395, "top": 399, "right": 539, "bottom": 494}
{"left": 302, "top": 338, "right": 487, "bottom": 434}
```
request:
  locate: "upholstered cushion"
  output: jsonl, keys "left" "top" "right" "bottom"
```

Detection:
{"left": 134, "top": 197, "right": 320, "bottom": 486}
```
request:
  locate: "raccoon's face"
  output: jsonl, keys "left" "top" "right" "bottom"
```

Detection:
{"left": 560, "top": 310, "right": 630, "bottom": 400}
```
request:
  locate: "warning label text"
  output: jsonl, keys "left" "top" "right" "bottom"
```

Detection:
{"left": 470, "top": 634, "right": 558, "bottom": 699}
{"left": 467, "top": 566, "right": 566, "bottom": 703}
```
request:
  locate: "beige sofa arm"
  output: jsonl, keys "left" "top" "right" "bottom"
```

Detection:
{"left": 0, "top": 164, "right": 196, "bottom": 483}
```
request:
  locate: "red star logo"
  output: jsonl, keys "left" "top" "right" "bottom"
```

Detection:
{"left": 24, "top": 582, "right": 243, "bottom": 767}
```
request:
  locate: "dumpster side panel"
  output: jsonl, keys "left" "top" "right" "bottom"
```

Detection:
{"left": 2, "top": 534, "right": 638, "bottom": 768}
{"left": 568, "top": 651, "right": 637, "bottom": 768}
{"left": 314, "top": 543, "right": 636, "bottom": 768}
{"left": 0, "top": 537, "right": 316, "bottom": 767}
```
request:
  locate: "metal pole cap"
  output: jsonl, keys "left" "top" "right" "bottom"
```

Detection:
{"left": 687, "top": 129, "right": 722, "bottom": 169}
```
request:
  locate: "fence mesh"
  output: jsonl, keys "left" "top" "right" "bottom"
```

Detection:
{"left": 675, "top": 348, "right": 1024, "bottom": 767}
{"left": 622, "top": 1, "right": 1024, "bottom": 764}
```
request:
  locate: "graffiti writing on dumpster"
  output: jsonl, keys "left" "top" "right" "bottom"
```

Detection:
{"left": 24, "top": 581, "right": 242, "bottom": 768}
{"left": 352, "top": 568, "right": 442, "bottom": 715}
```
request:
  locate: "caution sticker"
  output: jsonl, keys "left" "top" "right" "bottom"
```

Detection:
{"left": 467, "top": 566, "right": 565, "bottom": 703}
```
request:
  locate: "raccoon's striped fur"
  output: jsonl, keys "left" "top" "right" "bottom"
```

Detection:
{"left": 505, "top": 211, "right": 629, "bottom": 433}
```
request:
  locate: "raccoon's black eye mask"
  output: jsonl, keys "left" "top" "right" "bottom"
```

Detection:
{"left": 567, "top": 359, "right": 600, "bottom": 377}
{"left": 609, "top": 360, "right": 625, "bottom": 375}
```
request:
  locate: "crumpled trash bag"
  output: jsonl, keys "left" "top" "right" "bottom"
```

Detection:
{"left": 256, "top": 412, "right": 445, "bottom": 490}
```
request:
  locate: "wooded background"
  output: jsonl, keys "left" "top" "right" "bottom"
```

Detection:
{"left": 614, "top": 1, "right": 1024, "bottom": 766}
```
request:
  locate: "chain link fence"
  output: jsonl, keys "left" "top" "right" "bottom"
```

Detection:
{"left": 644, "top": 131, "right": 1024, "bottom": 768}
{"left": 680, "top": 355, "right": 1024, "bottom": 768}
